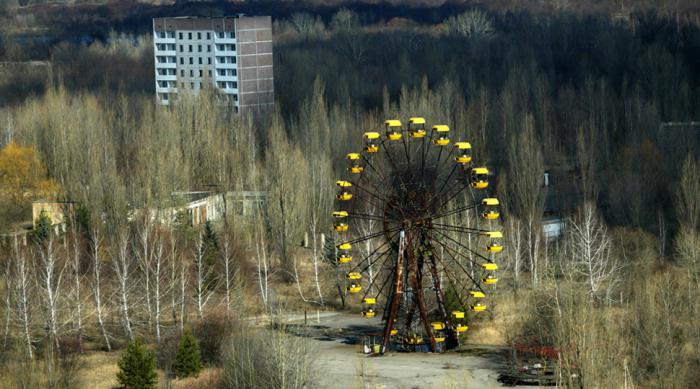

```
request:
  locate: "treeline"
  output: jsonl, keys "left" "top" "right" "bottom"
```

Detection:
{"left": 0, "top": 7, "right": 698, "bottom": 388}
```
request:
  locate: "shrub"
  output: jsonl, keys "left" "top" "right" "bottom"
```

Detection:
{"left": 194, "top": 312, "right": 232, "bottom": 365}
{"left": 172, "top": 329, "right": 202, "bottom": 378}
{"left": 116, "top": 338, "right": 158, "bottom": 389}
{"left": 220, "top": 323, "right": 316, "bottom": 389}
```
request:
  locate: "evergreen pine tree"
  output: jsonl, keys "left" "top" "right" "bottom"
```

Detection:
{"left": 33, "top": 209, "right": 52, "bottom": 243}
{"left": 172, "top": 329, "right": 202, "bottom": 378}
{"left": 116, "top": 338, "right": 158, "bottom": 389}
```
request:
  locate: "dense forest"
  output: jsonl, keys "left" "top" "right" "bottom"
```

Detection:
{"left": 0, "top": 3, "right": 699, "bottom": 388}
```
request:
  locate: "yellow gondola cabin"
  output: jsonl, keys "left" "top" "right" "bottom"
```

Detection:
{"left": 347, "top": 153, "right": 364, "bottom": 173}
{"left": 409, "top": 117, "right": 426, "bottom": 138}
{"left": 454, "top": 142, "right": 472, "bottom": 164}
{"left": 471, "top": 167, "right": 489, "bottom": 189}
{"left": 481, "top": 198, "right": 500, "bottom": 220}
{"left": 385, "top": 120, "right": 402, "bottom": 141}
{"left": 432, "top": 125, "right": 450, "bottom": 146}
{"left": 364, "top": 132, "right": 380, "bottom": 153}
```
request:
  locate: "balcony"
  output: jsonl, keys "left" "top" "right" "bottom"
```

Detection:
{"left": 156, "top": 85, "right": 178, "bottom": 94}
{"left": 154, "top": 36, "right": 176, "bottom": 44}
{"left": 156, "top": 61, "right": 177, "bottom": 69}
{"left": 215, "top": 74, "right": 237, "bottom": 82}
{"left": 155, "top": 49, "right": 176, "bottom": 56}
{"left": 214, "top": 37, "right": 236, "bottom": 44}
{"left": 156, "top": 73, "right": 177, "bottom": 81}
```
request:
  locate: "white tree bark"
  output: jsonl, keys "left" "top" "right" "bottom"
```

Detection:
{"left": 36, "top": 237, "right": 67, "bottom": 353}
{"left": 135, "top": 218, "right": 154, "bottom": 330}
{"left": 567, "top": 203, "right": 620, "bottom": 300}
{"left": 255, "top": 215, "right": 270, "bottom": 308}
{"left": 89, "top": 229, "right": 111, "bottom": 351}
{"left": 113, "top": 230, "right": 133, "bottom": 340}
{"left": 12, "top": 239, "right": 34, "bottom": 359}
{"left": 153, "top": 234, "right": 165, "bottom": 343}
{"left": 193, "top": 232, "right": 217, "bottom": 320}
{"left": 69, "top": 227, "right": 84, "bottom": 351}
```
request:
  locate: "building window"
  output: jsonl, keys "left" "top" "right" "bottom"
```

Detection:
{"left": 218, "top": 32, "right": 224, "bottom": 38}
{"left": 179, "top": 32, "right": 183, "bottom": 39}
{"left": 162, "top": 93, "right": 169, "bottom": 101}
{"left": 189, "top": 58, "right": 193, "bottom": 65}
{"left": 179, "top": 45, "right": 183, "bottom": 52}
{"left": 197, "top": 32, "right": 201, "bottom": 39}
{"left": 208, "top": 57, "right": 212, "bottom": 65}
{"left": 199, "top": 69, "right": 203, "bottom": 77}
{"left": 207, "top": 32, "right": 211, "bottom": 39}
{"left": 228, "top": 32, "right": 235, "bottom": 38}
{"left": 207, "top": 45, "right": 211, "bottom": 52}
{"left": 180, "top": 58, "right": 184, "bottom": 65}
{"left": 188, "top": 45, "right": 192, "bottom": 52}
{"left": 180, "top": 70, "right": 184, "bottom": 77}
{"left": 188, "top": 32, "right": 192, "bottom": 40}
{"left": 159, "top": 32, "right": 165, "bottom": 38}
{"left": 232, "top": 69, "right": 237, "bottom": 76}
{"left": 198, "top": 44, "right": 202, "bottom": 52}
{"left": 169, "top": 31, "right": 175, "bottom": 38}
{"left": 233, "top": 93, "right": 238, "bottom": 101}
{"left": 190, "top": 69, "right": 193, "bottom": 77}
{"left": 190, "top": 82, "right": 194, "bottom": 89}
{"left": 208, "top": 70, "right": 212, "bottom": 77}
{"left": 231, "top": 44, "right": 236, "bottom": 51}
{"left": 198, "top": 57, "right": 202, "bottom": 65}
{"left": 229, "top": 56, "right": 236, "bottom": 63}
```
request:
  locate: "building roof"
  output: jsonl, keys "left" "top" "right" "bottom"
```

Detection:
{"left": 153, "top": 16, "right": 271, "bottom": 32}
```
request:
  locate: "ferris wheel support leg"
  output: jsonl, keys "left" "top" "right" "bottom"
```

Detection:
{"left": 428, "top": 255, "right": 459, "bottom": 350}
{"left": 381, "top": 231, "right": 406, "bottom": 354}
{"left": 407, "top": 238, "right": 437, "bottom": 353}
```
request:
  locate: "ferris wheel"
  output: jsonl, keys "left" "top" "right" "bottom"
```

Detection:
{"left": 332, "top": 117, "right": 503, "bottom": 353}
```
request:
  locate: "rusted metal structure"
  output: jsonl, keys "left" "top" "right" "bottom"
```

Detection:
{"left": 333, "top": 118, "right": 503, "bottom": 352}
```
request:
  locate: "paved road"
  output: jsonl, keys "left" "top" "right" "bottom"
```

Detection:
{"left": 279, "top": 312, "right": 545, "bottom": 389}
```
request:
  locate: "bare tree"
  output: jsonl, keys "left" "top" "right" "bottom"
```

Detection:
{"left": 178, "top": 246, "right": 188, "bottom": 332}
{"left": 566, "top": 203, "right": 620, "bottom": 300}
{"left": 507, "top": 115, "right": 546, "bottom": 286}
{"left": 255, "top": 211, "right": 271, "bottom": 309}
{"left": 152, "top": 231, "right": 166, "bottom": 343}
{"left": 134, "top": 216, "right": 154, "bottom": 331}
{"left": 112, "top": 229, "right": 133, "bottom": 340}
{"left": 193, "top": 232, "right": 217, "bottom": 320}
{"left": 220, "top": 228, "right": 238, "bottom": 315}
{"left": 68, "top": 222, "right": 85, "bottom": 352}
{"left": 2, "top": 241, "right": 12, "bottom": 348}
{"left": 12, "top": 239, "right": 34, "bottom": 359}
{"left": 674, "top": 154, "right": 700, "bottom": 230}
{"left": 35, "top": 236, "right": 67, "bottom": 353}
{"left": 504, "top": 217, "right": 524, "bottom": 288}
{"left": 89, "top": 228, "right": 111, "bottom": 351}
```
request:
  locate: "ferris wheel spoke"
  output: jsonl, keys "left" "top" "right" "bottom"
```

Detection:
{"left": 429, "top": 237, "right": 487, "bottom": 295}
{"left": 358, "top": 251, "right": 395, "bottom": 299}
{"left": 430, "top": 251, "right": 472, "bottom": 311}
{"left": 361, "top": 155, "right": 387, "bottom": 182}
{"left": 345, "top": 229, "right": 402, "bottom": 273}
{"left": 429, "top": 202, "right": 478, "bottom": 221}
{"left": 344, "top": 226, "right": 401, "bottom": 246}
{"left": 349, "top": 180, "right": 389, "bottom": 204}
{"left": 430, "top": 222, "right": 491, "bottom": 234}
{"left": 431, "top": 229, "right": 493, "bottom": 265}
{"left": 429, "top": 183, "right": 471, "bottom": 214}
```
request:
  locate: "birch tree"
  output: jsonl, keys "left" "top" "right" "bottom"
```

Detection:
{"left": 193, "top": 232, "right": 217, "bottom": 320}
{"left": 113, "top": 229, "right": 134, "bottom": 340}
{"left": 12, "top": 239, "right": 34, "bottom": 359}
{"left": 35, "top": 236, "right": 67, "bottom": 353}
{"left": 68, "top": 221, "right": 85, "bottom": 352}
{"left": 89, "top": 228, "right": 111, "bottom": 351}
{"left": 566, "top": 203, "right": 620, "bottom": 300}
{"left": 507, "top": 115, "right": 545, "bottom": 286}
